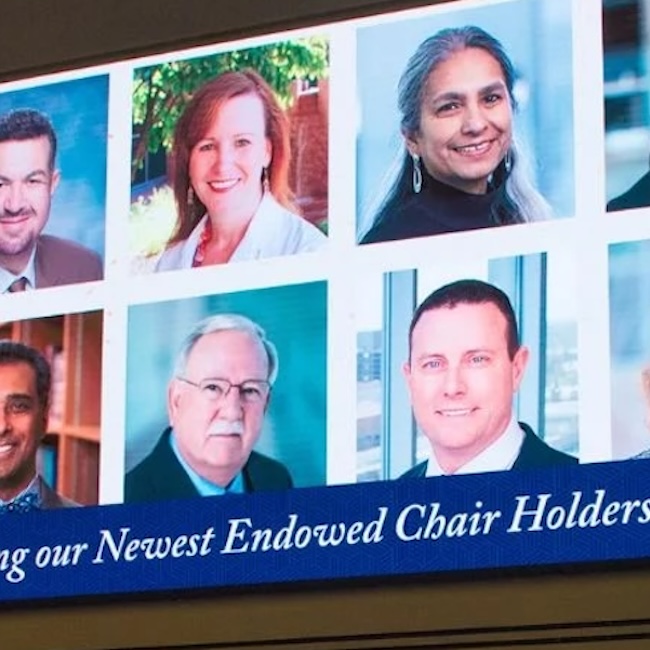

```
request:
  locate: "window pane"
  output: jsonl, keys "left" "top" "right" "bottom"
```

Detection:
{"left": 544, "top": 250, "right": 578, "bottom": 456}
{"left": 356, "top": 275, "right": 383, "bottom": 482}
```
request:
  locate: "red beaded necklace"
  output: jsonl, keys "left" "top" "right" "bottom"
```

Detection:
{"left": 192, "top": 219, "right": 213, "bottom": 267}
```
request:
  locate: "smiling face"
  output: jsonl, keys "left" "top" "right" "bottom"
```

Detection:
{"left": 405, "top": 47, "right": 513, "bottom": 195}
{"left": 404, "top": 302, "right": 528, "bottom": 474}
{"left": 167, "top": 329, "right": 270, "bottom": 488}
{"left": 0, "top": 137, "right": 59, "bottom": 273}
{"left": 188, "top": 93, "right": 271, "bottom": 224}
{"left": 0, "top": 361, "right": 47, "bottom": 501}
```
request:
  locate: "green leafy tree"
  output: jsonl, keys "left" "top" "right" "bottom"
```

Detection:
{"left": 131, "top": 37, "right": 328, "bottom": 182}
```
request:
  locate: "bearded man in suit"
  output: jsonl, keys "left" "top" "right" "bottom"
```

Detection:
{"left": 0, "top": 108, "right": 103, "bottom": 292}
{"left": 401, "top": 279, "right": 577, "bottom": 479}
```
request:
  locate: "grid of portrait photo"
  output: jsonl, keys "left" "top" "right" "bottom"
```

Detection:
{"left": 0, "top": 0, "right": 645, "bottom": 511}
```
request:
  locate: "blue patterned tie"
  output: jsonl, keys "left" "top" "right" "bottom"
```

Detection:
{"left": 0, "top": 492, "right": 40, "bottom": 513}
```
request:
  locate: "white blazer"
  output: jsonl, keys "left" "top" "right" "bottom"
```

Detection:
{"left": 154, "top": 194, "right": 327, "bottom": 272}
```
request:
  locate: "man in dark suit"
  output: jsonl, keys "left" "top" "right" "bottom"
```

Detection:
{"left": 401, "top": 279, "right": 577, "bottom": 479}
{"left": 125, "top": 314, "right": 293, "bottom": 503}
{"left": 0, "top": 108, "right": 103, "bottom": 292}
{"left": 0, "top": 340, "right": 77, "bottom": 511}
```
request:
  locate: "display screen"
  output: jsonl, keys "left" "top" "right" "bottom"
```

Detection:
{"left": 0, "top": 0, "right": 645, "bottom": 602}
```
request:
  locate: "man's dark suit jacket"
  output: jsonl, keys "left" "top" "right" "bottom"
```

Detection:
{"left": 34, "top": 235, "right": 103, "bottom": 288}
{"left": 400, "top": 422, "right": 578, "bottom": 479}
{"left": 124, "top": 428, "right": 294, "bottom": 503}
{"left": 607, "top": 170, "right": 650, "bottom": 213}
{"left": 38, "top": 476, "right": 79, "bottom": 509}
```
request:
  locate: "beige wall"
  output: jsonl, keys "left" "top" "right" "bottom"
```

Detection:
{"left": 1, "top": 1, "right": 649, "bottom": 647}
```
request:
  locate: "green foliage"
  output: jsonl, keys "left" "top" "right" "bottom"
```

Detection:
{"left": 131, "top": 37, "right": 329, "bottom": 180}
{"left": 129, "top": 184, "right": 176, "bottom": 258}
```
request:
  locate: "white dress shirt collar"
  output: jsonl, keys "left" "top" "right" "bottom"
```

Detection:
{"left": 426, "top": 414, "right": 524, "bottom": 477}
{"left": 0, "top": 245, "right": 37, "bottom": 293}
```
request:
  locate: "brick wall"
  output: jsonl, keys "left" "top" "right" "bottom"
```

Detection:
{"left": 288, "top": 79, "right": 329, "bottom": 227}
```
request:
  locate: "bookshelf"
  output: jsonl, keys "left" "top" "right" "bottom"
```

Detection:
{"left": 0, "top": 312, "right": 102, "bottom": 506}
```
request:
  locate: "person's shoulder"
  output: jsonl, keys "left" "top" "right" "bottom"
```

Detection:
{"left": 359, "top": 195, "right": 428, "bottom": 245}
{"left": 126, "top": 432, "right": 171, "bottom": 477}
{"left": 124, "top": 431, "right": 173, "bottom": 501}
{"left": 263, "top": 198, "right": 327, "bottom": 254}
{"left": 246, "top": 450, "right": 294, "bottom": 490}
{"left": 131, "top": 252, "right": 162, "bottom": 275}
{"left": 56, "top": 493, "right": 81, "bottom": 508}
{"left": 288, "top": 213, "right": 327, "bottom": 253}
{"left": 150, "top": 217, "right": 206, "bottom": 273}
{"left": 39, "top": 234, "right": 101, "bottom": 261}
{"left": 38, "top": 476, "right": 80, "bottom": 509}
{"left": 123, "top": 466, "right": 149, "bottom": 504}
{"left": 608, "top": 171, "right": 650, "bottom": 212}
{"left": 155, "top": 241, "right": 187, "bottom": 272}
{"left": 124, "top": 429, "right": 204, "bottom": 503}
{"left": 517, "top": 422, "right": 578, "bottom": 467}
{"left": 398, "top": 460, "right": 428, "bottom": 479}
{"left": 360, "top": 211, "right": 404, "bottom": 245}
{"left": 37, "top": 234, "right": 103, "bottom": 283}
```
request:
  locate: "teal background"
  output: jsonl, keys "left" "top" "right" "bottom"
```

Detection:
{"left": 125, "top": 281, "right": 328, "bottom": 488}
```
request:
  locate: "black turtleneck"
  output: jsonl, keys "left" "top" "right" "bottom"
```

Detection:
{"left": 360, "top": 171, "right": 509, "bottom": 245}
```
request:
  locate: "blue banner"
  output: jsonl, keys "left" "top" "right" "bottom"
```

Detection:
{"left": 1, "top": 460, "right": 649, "bottom": 602}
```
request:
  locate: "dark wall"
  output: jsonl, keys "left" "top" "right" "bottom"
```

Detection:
{"left": 2, "top": 1, "right": 650, "bottom": 648}
{"left": 0, "top": 0, "right": 430, "bottom": 80}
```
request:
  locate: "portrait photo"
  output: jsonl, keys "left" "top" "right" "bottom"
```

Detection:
{"left": 603, "top": 0, "right": 650, "bottom": 212}
{"left": 124, "top": 281, "right": 327, "bottom": 503}
{"left": 609, "top": 238, "right": 650, "bottom": 458}
{"left": 0, "top": 310, "right": 102, "bottom": 510}
{"left": 0, "top": 75, "right": 108, "bottom": 290}
{"left": 129, "top": 37, "right": 329, "bottom": 274}
{"left": 355, "top": 0, "right": 575, "bottom": 244}
{"left": 355, "top": 249, "right": 578, "bottom": 482}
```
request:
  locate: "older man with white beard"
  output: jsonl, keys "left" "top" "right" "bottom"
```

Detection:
{"left": 125, "top": 314, "right": 293, "bottom": 503}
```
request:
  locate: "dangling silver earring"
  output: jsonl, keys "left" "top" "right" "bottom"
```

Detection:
{"left": 412, "top": 154, "right": 422, "bottom": 194}
{"left": 504, "top": 149, "right": 512, "bottom": 174}
{"left": 187, "top": 186, "right": 195, "bottom": 207}
{"left": 262, "top": 167, "right": 270, "bottom": 193}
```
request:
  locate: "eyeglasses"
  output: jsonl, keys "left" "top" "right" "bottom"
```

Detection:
{"left": 177, "top": 377, "right": 270, "bottom": 405}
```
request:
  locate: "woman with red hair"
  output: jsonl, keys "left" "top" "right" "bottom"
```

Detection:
{"left": 156, "top": 69, "right": 325, "bottom": 271}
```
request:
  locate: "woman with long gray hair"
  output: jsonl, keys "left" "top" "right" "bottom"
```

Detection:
{"left": 359, "top": 26, "right": 551, "bottom": 244}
